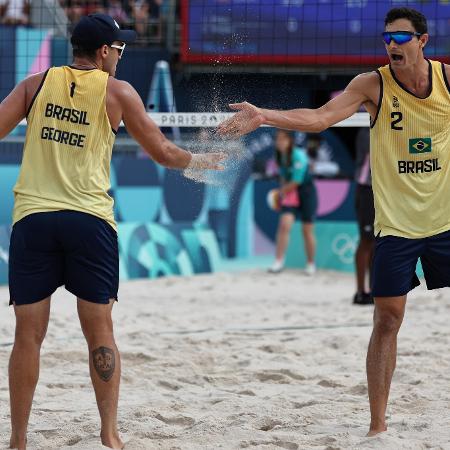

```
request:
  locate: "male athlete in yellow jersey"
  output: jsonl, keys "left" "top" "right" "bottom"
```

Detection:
{"left": 0, "top": 13, "right": 224, "bottom": 450}
{"left": 219, "top": 7, "right": 450, "bottom": 437}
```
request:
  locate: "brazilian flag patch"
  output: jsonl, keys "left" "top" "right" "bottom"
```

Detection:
{"left": 409, "top": 138, "right": 432, "bottom": 154}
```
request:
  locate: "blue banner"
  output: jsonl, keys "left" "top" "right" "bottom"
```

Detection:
{"left": 183, "top": 0, "right": 450, "bottom": 64}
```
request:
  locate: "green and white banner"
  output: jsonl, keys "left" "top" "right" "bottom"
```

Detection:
{"left": 286, "top": 221, "right": 359, "bottom": 272}
{"left": 286, "top": 220, "right": 424, "bottom": 276}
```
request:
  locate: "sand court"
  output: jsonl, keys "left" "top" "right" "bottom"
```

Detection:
{"left": 1, "top": 270, "right": 450, "bottom": 449}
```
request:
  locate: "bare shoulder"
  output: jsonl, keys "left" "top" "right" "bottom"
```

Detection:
{"left": 18, "top": 70, "right": 49, "bottom": 111}
{"left": 346, "top": 71, "right": 380, "bottom": 91}
{"left": 107, "top": 77, "right": 136, "bottom": 100}
{"left": 107, "top": 76, "right": 126, "bottom": 91}
{"left": 106, "top": 77, "right": 146, "bottom": 128}
{"left": 25, "top": 70, "right": 48, "bottom": 81}
{"left": 347, "top": 71, "right": 380, "bottom": 105}
{"left": 24, "top": 70, "right": 48, "bottom": 91}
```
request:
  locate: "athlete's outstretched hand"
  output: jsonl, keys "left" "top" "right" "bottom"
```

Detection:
{"left": 187, "top": 152, "right": 227, "bottom": 170}
{"left": 218, "top": 102, "right": 265, "bottom": 137}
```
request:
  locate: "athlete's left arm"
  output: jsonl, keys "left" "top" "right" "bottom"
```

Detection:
{"left": 0, "top": 80, "right": 27, "bottom": 140}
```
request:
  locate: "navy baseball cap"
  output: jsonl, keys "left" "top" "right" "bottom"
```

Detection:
{"left": 71, "top": 13, "right": 137, "bottom": 50}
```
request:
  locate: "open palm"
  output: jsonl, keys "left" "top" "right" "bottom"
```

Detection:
{"left": 218, "top": 102, "right": 264, "bottom": 137}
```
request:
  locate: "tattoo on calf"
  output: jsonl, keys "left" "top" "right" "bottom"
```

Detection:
{"left": 92, "top": 346, "right": 115, "bottom": 382}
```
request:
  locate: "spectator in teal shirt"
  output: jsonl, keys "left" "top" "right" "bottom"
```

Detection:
{"left": 269, "top": 130, "right": 318, "bottom": 275}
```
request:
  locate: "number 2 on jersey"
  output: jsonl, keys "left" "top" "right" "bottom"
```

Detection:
{"left": 390, "top": 111, "right": 403, "bottom": 130}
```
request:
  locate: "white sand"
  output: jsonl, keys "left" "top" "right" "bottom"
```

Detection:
{"left": 1, "top": 270, "right": 450, "bottom": 450}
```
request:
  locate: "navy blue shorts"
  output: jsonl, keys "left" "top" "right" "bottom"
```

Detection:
{"left": 372, "top": 229, "right": 450, "bottom": 297}
{"left": 9, "top": 211, "right": 119, "bottom": 306}
{"left": 281, "top": 182, "right": 317, "bottom": 223}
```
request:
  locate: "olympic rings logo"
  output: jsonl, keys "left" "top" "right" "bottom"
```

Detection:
{"left": 331, "top": 233, "right": 358, "bottom": 264}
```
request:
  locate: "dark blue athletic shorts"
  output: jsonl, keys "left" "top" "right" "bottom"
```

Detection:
{"left": 372, "top": 229, "right": 450, "bottom": 297}
{"left": 280, "top": 182, "right": 318, "bottom": 223}
{"left": 9, "top": 211, "right": 119, "bottom": 306}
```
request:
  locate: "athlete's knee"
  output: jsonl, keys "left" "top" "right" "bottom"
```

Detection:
{"left": 81, "top": 316, "right": 114, "bottom": 344}
{"left": 373, "top": 306, "right": 404, "bottom": 335}
{"left": 13, "top": 299, "right": 50, "bottom": 346}
{"left": 14, "top": 323, "right": 48, "bottom": 347}
{"left": 82, "top": 319, "right": 115, "bottom": 346}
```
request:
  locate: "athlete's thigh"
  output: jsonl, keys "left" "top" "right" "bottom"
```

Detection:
{"left": 371, "top": 235, "right": 424, "bottom": 297}
{"left": 58, "top": 211, "right": 119, "bottom": 305}
{"left": 9, "top": 213, "right": 64, "bottom": 306}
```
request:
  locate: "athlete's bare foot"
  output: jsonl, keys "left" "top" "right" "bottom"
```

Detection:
{"left": 366, "top": 426, "right": 387, "bottom": 437}
{"left": 100, "top": 432, "right": 124, "bottom": 449}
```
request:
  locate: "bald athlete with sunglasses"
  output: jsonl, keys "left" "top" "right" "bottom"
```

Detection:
{"left": 219, "top": 7, "right": 450, "bottom": 437}
{"left": 1, "top": 13, "right": 224, "bottom": 450}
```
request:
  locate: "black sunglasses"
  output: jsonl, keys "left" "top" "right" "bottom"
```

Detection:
{"left": 382, "top": 31, "right": 422, "bottom": 45}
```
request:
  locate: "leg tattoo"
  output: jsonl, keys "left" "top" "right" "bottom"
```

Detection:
{"left": 92, "top": 346, "right": 115, "bottom": 382}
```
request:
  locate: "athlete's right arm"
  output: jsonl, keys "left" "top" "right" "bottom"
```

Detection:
{"left": 111, "top": 79, "right": 225, "bottom": 170}
{"left": 0, "top": 80, "right": 27, "bottom": 140}
{"left": 218, "top": 72, "right": 378, "bottom": 137}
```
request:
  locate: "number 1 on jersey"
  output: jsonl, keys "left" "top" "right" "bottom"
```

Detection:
{"left": 70, "top": 82, "right": 76, "bottom": 98}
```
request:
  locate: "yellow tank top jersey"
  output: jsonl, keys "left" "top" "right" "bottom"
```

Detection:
{"left": 13, "top": 66, "right": 117, "bottom": 230}
{"left": 370, "top": 59, "right": 450, "bottom": 238}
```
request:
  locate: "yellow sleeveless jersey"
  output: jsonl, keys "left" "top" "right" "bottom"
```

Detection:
{"left": 370, "top": 59, "right": 450, "bottom": 238}
{"left": 13, "top": 66, "right": 117, "bottom": 230}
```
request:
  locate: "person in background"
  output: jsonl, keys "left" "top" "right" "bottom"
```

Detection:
{"left": 269, "top": 129, "right": 317, "bottom": 275}
{"left": 0, "top": 0, "right": 29, "bottom": 25}
{"left": 129, "top": 0, "right": 149, "bottom": 38}
{"left": 353, "top": 127, "right": 375, "bottom": 305}
{"left": 108, "top": 0, "right": 129, "bottom": 26}
{"left": 85, "top": 0, "right": 106, "bottom": 15}
{"left": 65, "top": 0, "right": 87, "bottom": 25}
